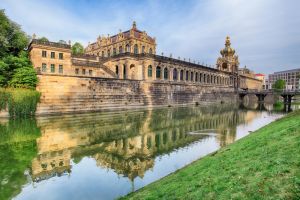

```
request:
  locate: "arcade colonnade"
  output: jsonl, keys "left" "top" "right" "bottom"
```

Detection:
{"left": 112, "top": 60, "right": 237, "bottom": 87}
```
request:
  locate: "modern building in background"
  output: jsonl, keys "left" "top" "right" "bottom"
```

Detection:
{"left": 266, "top": 68, "right": 300, "bottom": 90}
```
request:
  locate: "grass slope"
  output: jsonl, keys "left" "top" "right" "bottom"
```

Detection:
{"left": 122, "top": 110, "right": 300, "bottom": 200}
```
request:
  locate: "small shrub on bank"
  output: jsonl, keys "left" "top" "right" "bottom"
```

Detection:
{"left": 0, "top": 88, "right": 40, "bottom": 117}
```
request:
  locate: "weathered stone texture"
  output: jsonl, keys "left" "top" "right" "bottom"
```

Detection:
{"left": 36, "top": 75, "right": 237, "bottom": 115}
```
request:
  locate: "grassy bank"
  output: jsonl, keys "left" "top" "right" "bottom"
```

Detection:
{"left": 0, "top": 88, "right": 40, "bottom": 117}
{"left": 122, "top": 110, "right": 300, "bottom": 200}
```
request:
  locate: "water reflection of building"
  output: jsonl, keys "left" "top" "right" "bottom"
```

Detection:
{"left": 31, "top": 105, "right": 258, "bottom": 181}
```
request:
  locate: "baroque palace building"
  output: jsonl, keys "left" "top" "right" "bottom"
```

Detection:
{"left": 29, "top": 22, "right": 262, "bottom": 90}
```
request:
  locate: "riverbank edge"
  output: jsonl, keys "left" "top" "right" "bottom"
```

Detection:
{"left": 121, "top": 110, "right": 300, "bottom": 199}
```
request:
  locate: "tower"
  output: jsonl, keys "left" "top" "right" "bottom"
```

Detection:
{"left": 216, "top": 36, "right": 239, "bottom": 73}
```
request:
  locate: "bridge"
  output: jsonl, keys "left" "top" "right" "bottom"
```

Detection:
{"left": 238, "top": 89, "right": 300, "bottom": 104}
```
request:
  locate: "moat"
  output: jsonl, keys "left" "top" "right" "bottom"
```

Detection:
{"left": 0, "top": 103, "right": 296, "bottom": 200}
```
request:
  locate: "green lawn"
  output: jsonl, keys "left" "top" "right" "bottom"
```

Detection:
{"left": 122, "top": 110, "right": 300, "bottom": 200}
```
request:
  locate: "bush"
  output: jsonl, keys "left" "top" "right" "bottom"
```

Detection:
{"left": 9, "top": 67, "right": 38, "bottom": 89}
{"left": 0, "top": 88, "right": 40, "bottom": 117}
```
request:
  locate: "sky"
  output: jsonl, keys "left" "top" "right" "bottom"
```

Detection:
{"left": 1, "top": 0, "right": 299, "bottom": 74}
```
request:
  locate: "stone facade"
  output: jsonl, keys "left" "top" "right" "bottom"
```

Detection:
{"left": 26, "top": 23, "right": 262, "bottom": 115}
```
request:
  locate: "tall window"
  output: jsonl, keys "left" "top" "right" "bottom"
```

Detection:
{"left": 42, "top": 63, "right": 47, "bottom": 72}
{"left": 82, "top": 69, "right": 86, "bottom": 75}
{"left": 191, "top": 72, "right": 194, "bottom": 81}
{"left": 186, "top": 71, "right": 189, "bottom": 81}
{"left": 180, "top": 70, "right": 183, "bottom": 81}
{"left": 173, "top": 68, "right": 178, "bottom": 80}
{"left": 75, "top": 68, "right": 79, "bottom": 75}
{"left": 102, "top": 51, "right": 104, "bottom": 57}
{"left": 51, "top": 52, "right": 55, "bottom": 59}
{"left": 42, "top": 51, "right": 47, "bottom": 57}
{"left": 200, "top": 73, "right": 202, "bottom": 82}
{"left": 126, "top": 44, "right": 130, "bottom": 52}
{"left": 59, "top": 53, "right": 63, "bottom": 60}
{"left": 134, "top": 44, "right": 138, "bottom": 54}
{"left": 195, "top": 72, "right": 198, "bottom": 82}
{"left": 89, "top": 70, "right": 93, "bottom": 76}
{"left": 149, "top": 48, "right": 153, "bottom": 54}
{"left": 113, "top": 48, "right": 117, "bottom": 56}
{"left": 156, "top": 66, "right": 161, "bottom": 79}
{"left": 164, "top": 68, "right": 168, "bottom": 80}
{"left": 59, "top": 65, "right": 63, "bottom": 74}
{"left": 148, "top": 65, "right": 152, "bottom": 77}
{"left": 107, "top": 49, "right": 111, "bottom": 57}
{"left": 119, "top": 46, "right": 123, "bottom": 54}
{"left": 115, "top": 65, "right": 119, "bottom": 75}
{"left": 50, "top": 64, "right": 55, "bottom": 73}
{"left": 142, "top": 46, "right": 145, "bottom": 53}
{"left": 123, "top": 64, "right": 126, "bottom": 79}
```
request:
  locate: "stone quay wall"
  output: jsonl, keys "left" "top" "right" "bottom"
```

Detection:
{"left": 34, "top": 74, "right": 237, "bottom": 115}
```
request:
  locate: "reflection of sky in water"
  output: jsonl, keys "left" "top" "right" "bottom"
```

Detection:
{"left": 13, "top": 108, "right": 283, "bottom": 200}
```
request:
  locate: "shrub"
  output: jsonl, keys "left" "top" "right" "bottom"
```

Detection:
{"left": 9, "top": 67, "right": 38, "bottom": 89}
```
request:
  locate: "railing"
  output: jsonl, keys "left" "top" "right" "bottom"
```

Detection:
{"left": 72, "top": 54, "right": 98, "bottom": 60}
{"left": 30, "top": 39, "right": 71, "bottom": 49}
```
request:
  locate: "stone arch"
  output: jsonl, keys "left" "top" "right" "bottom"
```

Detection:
{"left": 180, "top": 69, "right": 184, "bottom": 81}
{"left": 156, "top": 66, "right": 161, "bottom": 79}
{"left": 173, "top": 68, "right": 178, "bottom": 81}
{"left": 123, "top": 64, "right": 127, "bottom": 79}
{"left": 129, "top": 64, "right": 136, "bottom": 79}
{"left": 195, "top": 72, "right": 198, "bottom": 82}
{"left": 191, "top": 72, "right": 194, "bottom": 82}
{"left": 186, "top": 71, "right": 189, "bottom": 81}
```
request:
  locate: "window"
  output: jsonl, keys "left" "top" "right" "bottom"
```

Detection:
{"left": 142, "top": 46, "right": 145, "bottom": 53}
{"left": 134, "top": 44, "right": 138, "bottom": 54}
{"left": 115, "top": 65, "right": 119, "bottom": 75}
{"left": 50, "top": 64, "right": 55, "bottom": 73}
{"left": 191, "top": 72, "right": 194, "bottom": 81}
{"left": 42, "top": 51, "right": 47, "bottom": 57}
{"left": 113, "top": 48, "right": 116, "bottom": 56}
{"left": 51, "top": 52, "right": 55, "bottom": 59}
{"left": 195, "top": 73, "right": 198, "bottom": 82}
{"left": 75, "top": 68, "right": 79, "bottom": 75}
{"left": 107, "top": 49, "right": 110, "bottom": 57}
{"left": 148, "top": 65, "right": 152, "bottom": 77}
{"left": 126, "top": 44, "right": 130, "bottom": 52}
{"left": 42, "top": 63, "right": 47, "bottom": 72}
{"left": 119, "top": 46, "right": 123, "bottom": 54}
{"left": 164, "top": 68, "right": 168, "bottom": 80}
{"left": 173, "top": 68, "right": 178, "bottom": 80}
{"left": 180, "top": 70, "right": 183, "bottom": 81}
{"left": 59, "top": 53, "right": 63, "bottom": 60}
{"left": 102, "top": 51, "right": 104, "bottom": 57}
{"left": 156, "top": 66, "right": 161, "bottom": 79}
{"left": 186, "top": 71, "right": 189, "bottom": 81}
{"left": 82, "top": 69, "right": 86, "bottom": 75}
{"left": 149, "top": 48, "right": 153, "bottom": 54}
{"left": 59, "top": 65, "right": 63, "bottom": 74}
{"left": 123, "top": 64, "right": 126, "bottom": 79}
{"left": 89, "top": 70, "right": 93, "bottom": 76}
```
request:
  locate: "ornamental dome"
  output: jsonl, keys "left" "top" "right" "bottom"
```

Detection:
{"left": 220, "top": 36, "right": 235, "bottom": 57}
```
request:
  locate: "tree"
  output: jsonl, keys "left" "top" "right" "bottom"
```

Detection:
{"left": 38, "top": 37, "right": 49, "bottom": 43}
{"left": 272, "top": 79, "right": 286, "bottom": 91}
{"left": 9, "top": 67, "right": 38, "bottom": 89}
{"left": 58, "top": 40, "right": 67, "bottom": 44}
{"left": 0, "top": 9, "right": 29, "bottom": 57}
{"left": 71, "top": 42, "right": 84, "bottom": 55}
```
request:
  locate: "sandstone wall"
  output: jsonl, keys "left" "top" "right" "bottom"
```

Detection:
{"left": 36, "top": 75, "right": 238, "bottom": 115}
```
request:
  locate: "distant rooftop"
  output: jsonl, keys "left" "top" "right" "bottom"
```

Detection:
{"left": 272, "top": 68, "right": 300, "bottom": 74}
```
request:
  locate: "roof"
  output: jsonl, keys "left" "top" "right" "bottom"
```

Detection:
{"left": 255, "top": 73, "right": 265, "bottom": 76}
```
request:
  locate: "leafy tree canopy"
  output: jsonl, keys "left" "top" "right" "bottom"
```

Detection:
{"left": 9, "top": 67, "right": 38, "bottom": 89}
{"left": 38, "top": 37, "right": 49, "bottom": 43}
{"left": 0, "top": 9, "right": 29, "bottom": 58}
{"left": 272, "top": 79, "right": 286, "bottom": 90}
{"left": 71, "top": 42, "right": 84, "bottom": 55}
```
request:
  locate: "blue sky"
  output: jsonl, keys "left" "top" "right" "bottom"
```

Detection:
{"left": 1, "top": 0, "right": 299, "bottom": 74}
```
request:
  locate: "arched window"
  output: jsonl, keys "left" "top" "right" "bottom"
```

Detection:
{"left": 126, "top": 44, "right": 130, "bottom": 52}
{"left": 149, "top": 48, "right": 153, "bottom": 54}
{"left": 113, "top": 48, "right": 116, "bottom": 56}
{"left": 102, "top": 51, "right": 104, "bottom": 57}
{"left": 148, "top": 65, "right": 152, "bottom": 77}
{"left": 142, "top": 46, "right": 145, "bottom": 53}
{"left": 156, "top": 66, "right": 161, "bottom": 79}
{"left": 164, "top": 68, "right": 168, "bottom": 80}
{"left": 123, "top": 64, "right": 126, "bottom": 79}
{"left": 107, "top": 49, "right": 111, "bottom": 57}
{"left": 186, "top": 71, "right": 189, "bottom": 81}
{"left": 195, "top": 72, "right": 198, "bottom": 82}
{"left": 134, "top": 44, "right": 138, "bottom": 54}
{"left": 115, "top": 65, "right": 119, "bottom": 76}
{"left": 119, "top": 46, "right": 123, "bottom": 54}
{"left": 191, "top": 72, "right": 194, "bottom": 81}
{"left": 180, "top": 70, "right": 183, "bottom": 81}
{"left": 173, "top": 68, "right": 178, "bottom": 80}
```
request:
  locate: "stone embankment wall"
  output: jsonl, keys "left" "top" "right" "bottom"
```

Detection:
{"left": 35, "top": 75, "right": 237, "bottom": 115}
